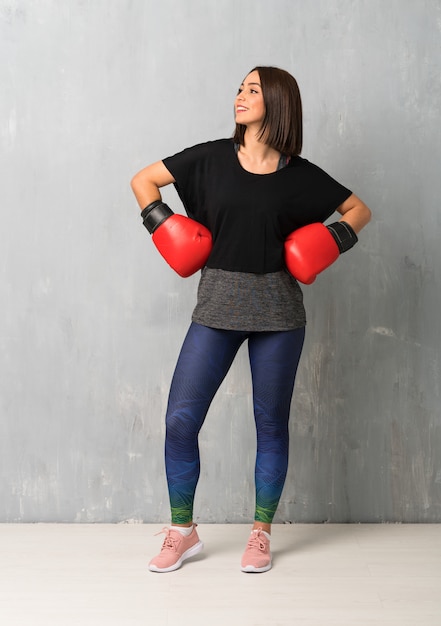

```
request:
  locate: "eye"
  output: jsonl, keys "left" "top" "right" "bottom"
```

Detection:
{"left": 237, "top": 87, "right": 243, "bottom": 95}
{"left": 250, "top": 89, "right": 258, "bottom": 94}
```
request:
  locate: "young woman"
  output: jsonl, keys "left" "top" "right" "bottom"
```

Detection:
{"left": 131, "top": 66, "right": 371, "bottom": 573}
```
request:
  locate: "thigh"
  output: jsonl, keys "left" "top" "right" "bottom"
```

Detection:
{"left": 168, "top": 323, "right": 246, "bottom": 414}
{"left": 248, "top": 327, "right": 305, "bottom": 417}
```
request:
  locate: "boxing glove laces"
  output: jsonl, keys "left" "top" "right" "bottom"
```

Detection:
{"left": 284, "top": 221, "right": 358, "bottom": 285}
{"left": 141, "top": 200, "right": 213, "bottom": 278}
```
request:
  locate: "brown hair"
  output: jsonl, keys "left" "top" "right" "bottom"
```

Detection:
{"left": 233, "top": 66, "right": 303, "bottom": 156}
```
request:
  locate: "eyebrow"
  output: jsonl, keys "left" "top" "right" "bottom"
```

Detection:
{"left": 240, "top": 82, "right": 261, "bottom": 87}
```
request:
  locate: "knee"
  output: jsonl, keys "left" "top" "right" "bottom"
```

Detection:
{"left": 255, "top": 410, "right": 289, "bottom": 438}
{"left": 166, "top": 411, "right": 199, "bottom": 444}
{"left": 256, "top": 418, "right": 289, "bottom": 453}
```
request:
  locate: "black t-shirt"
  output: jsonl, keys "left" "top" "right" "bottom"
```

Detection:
{"left": 163, "top": 138, "right": 352, "bottom": 274}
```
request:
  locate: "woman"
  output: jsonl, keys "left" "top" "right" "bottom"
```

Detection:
{"left": 131, "top": 66, "right": 371, "bottom": 573}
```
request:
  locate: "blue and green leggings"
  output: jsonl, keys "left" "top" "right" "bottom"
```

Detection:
{"left": 165, "top": 322, "right": 305, "bottom": 525}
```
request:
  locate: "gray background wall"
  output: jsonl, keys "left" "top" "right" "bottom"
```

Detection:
{"left": 1, "top": 0, "right": 440, "bottom": 523}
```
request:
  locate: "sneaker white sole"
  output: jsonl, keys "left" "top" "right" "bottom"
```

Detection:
{"left": 241, "top": 560, "right": 272, "bottom": 573}
{"left": 149, "top": 540, "right": 204, "bottom": 573}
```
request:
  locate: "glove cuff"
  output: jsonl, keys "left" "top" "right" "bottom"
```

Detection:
{"left": 327, "top": 221, "right": 358, "bottom": 254}
{"left": 141, "top": 201, "right": 174, "bottom": 234}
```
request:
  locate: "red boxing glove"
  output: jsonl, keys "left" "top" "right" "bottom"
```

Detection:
{"left": 141, "top": 201, "right": 212, "bottom": 278}
{"left": 284, "top": 222, "right": 357, "bottom": 284}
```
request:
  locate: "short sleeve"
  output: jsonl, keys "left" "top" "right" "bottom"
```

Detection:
{"left": 300, "top": 160, "right": 352, "bottom": 221}
{"left": 162, "top": 142, "right": 213, "bottom": 224}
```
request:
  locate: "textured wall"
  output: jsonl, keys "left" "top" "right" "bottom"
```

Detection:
{"left": 1, "top": 0, "right": 440, "bottom": 522}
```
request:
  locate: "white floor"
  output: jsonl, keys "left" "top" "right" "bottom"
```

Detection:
{"left": 0, "top": 523, "right": 440, "bottom": 625}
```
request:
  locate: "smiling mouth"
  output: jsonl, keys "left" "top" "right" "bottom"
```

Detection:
{"left": 236, "top": 107, "right": 248, "bottom": 113}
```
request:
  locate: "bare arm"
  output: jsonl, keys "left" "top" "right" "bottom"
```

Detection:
{"left": 336, "top": 193, "right": 372, "bottom": 233}
{"left": 130, "top": 161, "right": 176, "bottom": 210}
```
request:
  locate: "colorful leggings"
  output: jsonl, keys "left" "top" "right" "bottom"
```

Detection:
{"left": 165, "top": 322, "right": 305, "bottom": 525}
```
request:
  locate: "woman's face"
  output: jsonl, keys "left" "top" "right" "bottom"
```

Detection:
{"left": 235, "top": 70, "right": 265, "bottom": 128}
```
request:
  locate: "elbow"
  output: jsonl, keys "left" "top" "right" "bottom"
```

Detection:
{"left": 353, "top": 199, "right": 372, "bottom": 231}
{"left": 130, "top": 171, "right": 149, "bottom": 210}
{"left": 130, "top": 172, "right": 141, "bottom": 193}
{"left": 363, "top": 203, "right": 373, "bottom": 227}
{"left": 342, "top": 202, "right": 372, "bottom": 234}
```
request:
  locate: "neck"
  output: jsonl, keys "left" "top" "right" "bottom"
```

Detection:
{"left": 240, "top": 129, "right": 279, "bottom": 162}
{"left": 236, "top": 129, "right": 282, "bottom": 175}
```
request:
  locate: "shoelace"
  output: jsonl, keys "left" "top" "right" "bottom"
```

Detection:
{"left": 155, "top": 527, "right": 179, "bottom": 553}
{"left": 247, "top": 530, "right": 268, "bottom": 553}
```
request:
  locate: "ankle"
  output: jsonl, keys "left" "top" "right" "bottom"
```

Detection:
{"left": 170, "top": 524, "right": 194, "bottom": 537}
{"left": 252, "top": 523, "right": 271, "bottom": 535}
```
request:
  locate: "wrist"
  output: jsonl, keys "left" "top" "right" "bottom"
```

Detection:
{"left": 141, "top": 201, "right": 173, "bottom": 234}
{"left": 326, "top": 221, "right": 358, "bottom": 253}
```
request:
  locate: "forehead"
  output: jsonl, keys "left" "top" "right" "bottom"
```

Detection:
{"left": 242, "top": 70, "right": 261, "bottom": 85}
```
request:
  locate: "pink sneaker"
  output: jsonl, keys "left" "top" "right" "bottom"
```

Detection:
{"left": 241, "top": 528, "right": 272, "bottom": 573}
{"left": 148, "top": 525, "right": 204, "bottom": 573}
